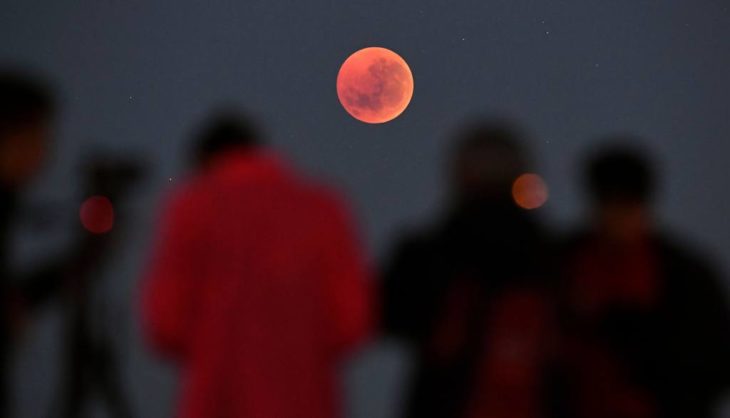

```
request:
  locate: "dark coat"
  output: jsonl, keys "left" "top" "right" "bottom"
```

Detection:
{"left": 557, "top": 232, "right": 730, "bottom": 418}
{"left": 383, "top": 202, "right": 556, "bottom": 418}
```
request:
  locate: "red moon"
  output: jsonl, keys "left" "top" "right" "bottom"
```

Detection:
{"left": 337, "top": 47, "right": 414, "bottom": 124}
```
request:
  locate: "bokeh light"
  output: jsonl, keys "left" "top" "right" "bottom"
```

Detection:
{"left": 80, "top": 195, "right": 114, "bottom": 234}
{"left": 512, "top": 173, "right": 549, "bottom": 210}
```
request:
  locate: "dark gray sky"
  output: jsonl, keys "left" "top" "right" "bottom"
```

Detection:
{"left": 2, "top": 1, "right": 729, "bottom": 417}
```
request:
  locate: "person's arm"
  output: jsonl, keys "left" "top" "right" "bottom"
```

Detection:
{"left": 684, "top": 263, "right": 730, "bottom": 399}
{"left": 661, "top": 245, "right": 730, "bottom": 412}
{"left": 318, "top": 195, "right": 374, "bottom": 356}
{"left": 140, "top": 188, "right": 203, "bottom": 361}
{"left": 381, "top": 233, "right": 444, "bottom": 347}
{"left": 382, "top": 237, "right": 423, "bottom": 342}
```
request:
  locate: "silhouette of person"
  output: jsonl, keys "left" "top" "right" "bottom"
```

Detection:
{"left": 382, "top": 121, "right": 557, "bottom": 418}
{"left": 0, "top": 71, "right": 138, "bottom": 418}
{"left": 140, "top": 112, "right": 373, "bottom": 418}
{"left": 0, "top": 71, "right": 55, "bottom": 417}
{"left": 557, "top": 143, "right": 730, "bottom": 418}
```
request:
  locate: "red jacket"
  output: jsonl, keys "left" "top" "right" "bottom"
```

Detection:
{"left": 141, "top": 150, "right": 373, "bottom": 418}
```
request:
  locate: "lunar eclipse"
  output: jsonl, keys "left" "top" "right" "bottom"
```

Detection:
{"left": 337, "top": 47, "right": 414, "bottom": 124}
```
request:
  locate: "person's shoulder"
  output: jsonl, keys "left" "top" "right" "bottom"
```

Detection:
{"left": 157, "top": 173, "right": 215, "bottom": 217}
{"left": 397, "top": 225, "right": 435, "bottom": 249}
{"left": 655, "top": 231, "right": 719, "bottom": 276}
{"left": 292, "top": 176, "right": 350, "bottom": 211}
{"left": 655, "top": 232, "right": 729, "bottom": 312}
{"left": 386, "top": 219, "right": 443, "bottom": 263}
{"left": 304, "top": 181, "right": 344, "bottom": 207}
{"left": 288, "top": 178, "right": 360, "bottom": 228}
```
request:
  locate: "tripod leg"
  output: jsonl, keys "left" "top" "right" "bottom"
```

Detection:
{"left": 92, "top": 345, "right": 134, "bottom": 418}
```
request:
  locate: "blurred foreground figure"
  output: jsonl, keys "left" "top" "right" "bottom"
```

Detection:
{"left": 141, "top": 113, "right": 372, "bottom": 418}
{"left": 558, "top": 144, "right": 730, "bottom": 418}
{"left": 383, "top": 122, "right": 556, "bottom": 418}
{"left": 1, "top": 72, "right": 138, "bottom": 418}
{"left": 56, "top": 157, "right": 141, "bottom": 418}
{"left": 0, "top": 71, "right": 54, "bottom": 416}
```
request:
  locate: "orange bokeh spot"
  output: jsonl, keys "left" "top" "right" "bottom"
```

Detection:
{"left": 80, "top": 195, "right": 114, "bottom": 234}
{"left": 512, "top": 173, "right": 549, "bottom": 210}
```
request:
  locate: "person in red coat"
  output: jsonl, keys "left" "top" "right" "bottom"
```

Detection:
{"left": 141, "top": 113, "right": 373, "bottom": 418}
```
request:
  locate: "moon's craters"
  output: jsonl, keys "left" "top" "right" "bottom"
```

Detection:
{"left": 337, "top": 47, "right": 414, "bottom": 124}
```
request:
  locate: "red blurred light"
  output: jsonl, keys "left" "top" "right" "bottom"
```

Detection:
{"left": 80, "top": 195, "right": 114, "bottom": 234}
{"left": 512, "top": 173, "right": 549, "bottom": 210}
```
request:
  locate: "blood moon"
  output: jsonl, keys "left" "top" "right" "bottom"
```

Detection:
{"left": 337, "top": 47, "right": 414, "bottom": 124}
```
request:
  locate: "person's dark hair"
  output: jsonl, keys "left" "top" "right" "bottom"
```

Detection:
{"left": 586, "top": 142, "right": 655, "bottom": 203}
{"left": 449, "top": 119, "right": 530, "bottom": 202}
{"left": 193, "top": 111, "right": 262, "bottom": 166}
{"left": 452, "top": 120, "right": 527, "bottom": 165}
{"left": 0, "top": 71, "right": 55, "bottom": 135}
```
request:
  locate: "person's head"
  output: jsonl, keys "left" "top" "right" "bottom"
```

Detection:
{"left": 193, "top": 111, "right": 262, "bottom": 169}
{"left": 0, "top": 71, "right": 55, "bottom": 188}
{"left": 449, "top": 119, "right": 529, "bottom": 207}
{"left": 585, "top": 142, "right": 656, "bottom": 241}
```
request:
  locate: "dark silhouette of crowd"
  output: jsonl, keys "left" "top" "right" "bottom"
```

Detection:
{"left": 0, "top": 70, "right": 728, "bottom": 418}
